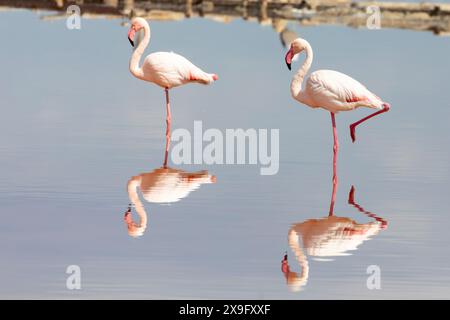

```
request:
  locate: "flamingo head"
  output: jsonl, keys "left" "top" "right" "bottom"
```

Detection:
{"left": 285, "top": 38, "right": 307, "bottom": 70}
{"left": 127, "top": 17, "right": 147, "bottom": 47}
{"left": 124, "top": 209, "right": 146, "bottom": 238}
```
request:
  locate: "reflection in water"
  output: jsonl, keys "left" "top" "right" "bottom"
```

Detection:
{"left": 278, "top": 25, "right": 299, "bottom": 61}
{"left": 124, "top": 148, "right": 216, "bottom": 237}
{"left": 282, "top": 180, "right": 388, "bottom": 292}
{"left": 2, "top": 1, "right": 449, "bottom": 37}
{"left": 279, "top": 27, "right": 298, "bottom": 50}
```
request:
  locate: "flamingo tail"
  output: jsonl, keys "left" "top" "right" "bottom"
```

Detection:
{"left": 189, "top": 70, "right": 218, "bottom": 85}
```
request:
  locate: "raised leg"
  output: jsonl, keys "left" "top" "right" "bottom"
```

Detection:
{"left": 350, "top": 103, "right": 390, "bottom": 143}
{"left": 329, "top": 112, "right": 339, "bottom": 216}
{"left": 163, "top": 87, "right": 171, "bottom": 168}
{"left": 348, "top": 185, "right": 388, "bottom": 229}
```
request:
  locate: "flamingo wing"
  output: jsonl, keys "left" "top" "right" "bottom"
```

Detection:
{"left": 143, "top": 52, "right": 216, "bottom": 88}
{"left": 305, "top": 70, "right": 383, "bottom": 112}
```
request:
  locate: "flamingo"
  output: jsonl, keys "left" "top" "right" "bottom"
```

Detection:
{"left": 127, "top": 17, "right": 218, "bottom": 153}
{"left": 124, "top": 145, "right": 216, "bottom": 237}
{"left": 281, "top": 182, "right": 388, "bottom": 291}
{"left": 124, "top": 168, "right": 215, "bottom": 237}
{"left": 285, "top": 38, "right": 390, "bottom": 182}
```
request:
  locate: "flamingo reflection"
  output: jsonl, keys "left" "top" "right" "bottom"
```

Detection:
{"left": 124, "top": 148, "right": 216, "bottom": 237}
{"left": 281, "top": 180, "right": 388, "bottom": 291}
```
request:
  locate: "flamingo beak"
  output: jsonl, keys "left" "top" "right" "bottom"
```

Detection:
{"left": 285, "top": 48, "right": 294, "bottom": 71}
{"left": 127, "top": 28, "right": 136, "bottom": 47}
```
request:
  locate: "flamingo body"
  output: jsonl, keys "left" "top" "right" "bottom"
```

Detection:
{"left": 285, "top": 38, "right": 388, "bottom": 114}
{"left": 141, "top": 52, "right": 217, "bottom": 89}
{"left": 292, "top": 216, "right": 382, "bottom": 257}
{"left": 135, "top": 168, "right": 214, "bottom": 204}
{"left": 304, "top": 70, "right": 384, "bottom": 113}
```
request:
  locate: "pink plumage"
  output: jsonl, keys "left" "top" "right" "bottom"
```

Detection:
{"left": 141, "top": 52, "right": 218, "bottom": 88}
{"left": 285, "top": 38, "right": 390, "bottom": 180}
{"left": 127, "top": 17, "right": 217, "bottom": 160}
{"left": 128, "top": 17, "right": 217, "bottom": 88}
{"left": 305, "top": 70, "right": 384, "bottom": 112}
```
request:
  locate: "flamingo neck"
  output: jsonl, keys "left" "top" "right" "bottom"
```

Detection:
{"left": 291, "top": 41, "right": 313, "bottom": 103}
{"left": 127, "top": 176, "right": 148, "bottom": 230}
{"left": 287, "top": 229, "right": 309, "bottom": 291}
{"left": 129, "top": 23, "right": 151, "bottom": 80}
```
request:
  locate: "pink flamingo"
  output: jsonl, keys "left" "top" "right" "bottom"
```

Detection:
{"left": 285, "top": 38, "right": 390, "bottom": 183}
{"left": 127, "top": 17, "right": 218, "bottom": 158}
{"left": 281, "top": 181, "right": 388, "bottom": 291}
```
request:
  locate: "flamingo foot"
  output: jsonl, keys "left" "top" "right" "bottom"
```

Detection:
{"left": 349, "top": 103, "right": 390, "bottom": 143}
{"left": 350, "top": 124, "right": 356, "bottom": 143}
{"left": 348, "top": 185, "right": 355, "bottom": 204}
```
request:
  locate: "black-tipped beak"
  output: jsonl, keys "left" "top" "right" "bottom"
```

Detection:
{"left": 285, "top": 48, "right": 294, "bottom": 71}
{"left": 127, "top": 27, "right": 136, "bottom": 47}
{"left": 286, "top": 61, "right": 291, "bottom": 71}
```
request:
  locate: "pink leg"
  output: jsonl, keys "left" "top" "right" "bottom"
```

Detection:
{"left": 350, "top": 103, "right": 390, "bottom": 143}
{"left": 329, "top": 112, "right": 339, "bottom": 216}
{"left": 328, "top": 170, "right": 338, "bottom": 216}
{"left": 163, "top": 88, "right": 171, "bottom": 168}
{"left": 163, "top": 148, "right": 169, "bottom": 168}
{"left": 348, "top": 185, "right": 388, "bottom": 229}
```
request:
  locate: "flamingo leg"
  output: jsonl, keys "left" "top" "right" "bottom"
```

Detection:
{"left": 348, "top": 186, "right": 388, "bottom": 229}
{"left": 163, "top": 147, "right": 169, "bottom": 168}
{"left": 328, "top": 171, "right": 338, "bottom": 216}
{"left": 329, "top": 112, "right": 339, "bottom": 216}
{"left": 350, "top": 104, "right": 390, "bottom": 143}
{"left": 163, "top": 87, "right": 171, "bottom": 168}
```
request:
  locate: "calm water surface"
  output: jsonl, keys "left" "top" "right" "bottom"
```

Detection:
{"left": 1, "top": 10, "right": 450, "bottom": 299}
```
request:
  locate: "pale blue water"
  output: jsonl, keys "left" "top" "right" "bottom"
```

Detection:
{"left": 1, "top": 8, "right": 450, "bottom": 299}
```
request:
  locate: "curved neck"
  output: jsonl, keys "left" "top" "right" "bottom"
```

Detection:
{"left": 291, "top": 41, "right": 313, "bottom": 102}
{"left": 129, "top": 23, "right": 151, "bottom": 80}
{"left": 286, "top": 228, "right": 309, "bottom": 291}
{"left": 127, "top": 176, "right": 148, "bottom": 230}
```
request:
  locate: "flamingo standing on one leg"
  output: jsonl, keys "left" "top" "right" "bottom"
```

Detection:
{"left": 127, "top": 17, "right": 218, "bottom": 158}
{"left": 123, "top": 142, "right": 216, "bottom": 238}
{"left": 281, "top": 180, "right": 388, "bottom": 291}
{"left": 284, "top": 38, "right": 390, "bottom": 182}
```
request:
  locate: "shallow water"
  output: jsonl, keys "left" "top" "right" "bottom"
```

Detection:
{"left": 1, "top": 10, "right": 450, "bottom": 299}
